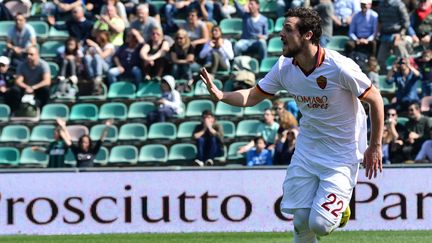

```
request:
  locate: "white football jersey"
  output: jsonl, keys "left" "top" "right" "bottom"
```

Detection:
{"left": 257, "top": 48, "right": 371, "bottom": 165}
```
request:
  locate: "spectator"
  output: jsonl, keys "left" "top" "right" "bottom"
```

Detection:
{"left": 402, "top": 102, "right": 432, "bottom": 160}
{"left": 367, "top": 56, "right": 380, "bottom": 89}
{"left": 147, "top": 75, "right": 184, "bottom": 124}
{"left": 93, "top": 4, "right": 125, "bottom": 47}
{"left": 100, "top": 0, "right": 129, "bottom": 27}
{"left": 199, "top": 25, "right": 234, "bottom": 75}
{"left": 5, "top": 13, "right": 36, "bottom": 67}
{"left": 58, "top": 37, "right": 83, "bottom": 82}
{"left": 193, "top": 110, "right": 224, "bottom": 166}
{"left": 140, "top": 26, "right": 170, "bottom": 81}
{"left": 273, "top": 100, "right": 298, "bottom": 129}
{"left": 84, "top": 30, "right": 115, "bottom": 93}
{"left": 130, "top": 4, "right": 161, "bottom": 42}
{"left": 331, "top": 0, "right": 360, "bottom": 35}
{"left": 219, "top": 0, "right": 236, "bottom": 18}
{"left": 5, "top": 46, "right": 51, "bottom": 113}
{"left": 386, "top": 58, "right": 422, "bottom": 110}
{"left": 274, "top": 127, "right": 298, "bottom": 165}
{"left": 246, "top": 136, "right": 273, "bottom": 166}
{"left": 415, "top": 130, "right": 432, "bottom": 163}
{"left": 233, "top": 0, "right": 268, "bottom": 62}
{"left": 0, "top": 56, "right": 15, "bottom": 101}
{"left": 52, "top": 0, "right": 82, "bottom": 15}
{"left": 377, "top": 0, "right": 410, "bottom": 72}
{"left": 345, "top": 0, "right": 378, "bottom": 56}
{"left": 383, "top": 107, "right": 406, "bottom": 163}
{"left": 47, "top": 6, "right": 94, "bottom": 43}
{"left": 162, "top": 0, "right": 192, "bottom": 34}
{"left": 107, "top": 29, "right": 144, "bottom": 87}
{"left": 31, "top": 126, "right": 68, "bottom": 168}
{"left": 57, "top": 118, "right": 112, "bottom": 168}
{"left": 179, "top": 9, "right": 210, "bottom": 59}
{"left": 314, "top": 0, "right": 334, "bottom": 47}
{"left": 188, "top": 0, "right": 225, "bottom": 23}
{"left": 415, "top": 49, "right": 432, "bottom": 97}
{"left": 170, "top": 29, "right": 195, "bottom": 82}
{"left": 409, "top": 0, "right": 431, "bottom": 48}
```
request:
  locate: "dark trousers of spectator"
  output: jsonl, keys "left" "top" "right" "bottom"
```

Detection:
{"left": 196, "top": 136, "right": 222, "bottom": 162}
{"left": 345, "top": 40, "right": 377, "bottom": 57}
{"left": 142, "top": 58, "right": 168, "bottom": 79}
{"left": 5, "top": 86, "right": 50, "bottom": 113}
{"left": 172, "top": 63, "right": 192, "bottom": 80}
{"left": 147, "top": 106, "right": 175, "bottom": 125}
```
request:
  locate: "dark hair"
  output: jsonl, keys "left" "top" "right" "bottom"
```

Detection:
{"left": 408, "top": 102, "right": 420, "bottom": 110}
{"left": 253, "top": 136, "right": 265, "bottom": 144}
{"left": 212, "top": 25, "right": 221, "bottom": 32}
{"left": 65, "top": 37, "right": 79, "bottom": 56}
{"left": 201, "top": 109, "right": 214, "bottom": 118}
{"left": 284, "top": 8, "right": 322, "bottom": 45}
{"left": 249, "top": 0, "right": 260, "bottom": 5}
{"left": 78, "top": 135, "right": 92, "bottom": 150}
{"left": 188, "top": 8, "right": 198, "bottom": 15}
{"left": 15, "top": 12, "right": 25, "bottom": 20}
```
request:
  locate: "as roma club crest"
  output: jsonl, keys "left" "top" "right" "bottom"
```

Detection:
{"left": 316, "top": 75, "right": 327, "bottom": 89}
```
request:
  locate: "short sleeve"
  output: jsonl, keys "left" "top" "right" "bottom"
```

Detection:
{"left": 339, "top": 58, "right": 372, "bottom": 99}
{"left": 27, "top": 25, "right": 36, "bottom": 38}
{"left": 41, "top": 61, "right": 51, "bottom": 76}
{"left": 257, "top": 58, "right": 285, "bottom": 95}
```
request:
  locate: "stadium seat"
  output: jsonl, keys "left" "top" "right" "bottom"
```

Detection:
{"left": 40, "top": 103, "right": 69, "bottom": 121}
{"left": 176, "top": 79, "right": 194, "bottom": 97}
{"left": 0, "top": 125, "right": 30, "bottom": 143}
{"left": 385, "top": 55, "right": 397, "bottom": 71}
{"left": 259, "top": 1, "right": 278, "bottom": 18}
{"left": 139, "top": 144, "right": 168, "bottom": 164}
{"left": 233, "top": 55, "right": 260, "bottom": 73}
{"left": 79, "top": 83, "right": 108, "bottom": 101}
{"left": 236, "top": 119, "right": 262, "bottom": 137}
{"left": 148, "top": 122, "right": 177, "bottom": 140}
{"left": 94, "top": 146, "right": 109, "bottom": 166}
{"left": 19, "top": 147, "right": 49, "bottom": 167}
{"left": 218, "top": 120, "right": 236, "bottom": 138}
{"left": 69, "top": 103, "right": 98, "bottom": 121}
{"left": 0, "top": 104, "right": 10, "bottom": 122}
{"left": 152, "top": 1, "right": 165, "bottom": 11}
{"left": 186, "top": 99, "right": 215, "bottom": 117}
{"left": 227, "top": 142, "right": 248, "bottom": 161}
{"left": 136, "top": 81, "right": 162, "bottom": 98}
{"left": 215, "top": 101, "right": 243, "bottom": 117}
{"left": 244, "top": 99, "right": 272, "bottom": 116}
{"left": 267, "top": 37, "right": 283, "bottom": 56}
{"left": 397, "top": 117, "right": 409, "bottom": 126}
{"left": 98, "top": 102, "right": 128, "bottom": 120}
{"left": 0, "top": 41, "right": 6, "bottom": 54}
{"left": 40, "top": 40, "right": 63, "bottom": 59}
{"left": 47, "top": 62, "right": 59, "bottom": 79}
{"left": 128, "top": 101, "right": 155, "bottom": 119}
{"left": 48, "top": 26, "right": 69, "bottom": 41}
{"left": 66, "top": 125, "right": 89, "bottom": 142}
{"left": 0, "top": 147, "right": 20, "bottom": 166}
{"left": 259, "top": 57, "right": 279, "bottom": 74}
{"left": 108, "top": 145, "right": 138, "bottom": 165}
{"left": 64, "top": 149, "right": 76, "bottom": 167}
{"left": 194, "top": 79, "right": 223, "bottom": 96}
{"left": 267, "top": 18, "right": 274, "bottom": 34}
{"left": 327, "top": 35, "right": 349, "bottom": 52}
{"left": 0, "top": 21, "right": 15, "bottom": 40}
{"left": 107, "top": 81, "right": 136, "bottom": 99}
{"left": 223, "top": 79, "right": 234, "bottom": 92}
{"left": 28, "top": 21, "right": 49, "bottom": 40}
{"left": 177, "top": 121, "right": 200, "bottom": 139}
{"left": 274, "top": 17, "right": 284, "bottom": 33}
{"left": 168, "top": 143, "right": 197, "bottom": 162}
{"left": 378, "top": 75, "right": 396, "bottom": 94}
{"left": 220, "top": 18, "right": 243, "bottom": 37}
{"left": 89, "top": 124, "right": 118, "bottom": 143}
{"left": 118, "top": 123, "right": 147, "bottom": 141}
{"left": 30, "top": 125, "right": 55, "bottom": 142}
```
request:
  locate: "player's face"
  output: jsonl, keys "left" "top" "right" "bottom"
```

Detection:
{"left": 280, "top": 17, "right": 304, "bottom": 58}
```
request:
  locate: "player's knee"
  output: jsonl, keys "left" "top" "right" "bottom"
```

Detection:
{"left": 293, "top": 209, "right": 310, "bottom": 232}
{"left": 309, "top": 214, "right": 334, "bottom": 236}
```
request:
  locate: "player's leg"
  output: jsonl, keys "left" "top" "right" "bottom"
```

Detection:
{"left": 293, "top": 208, "right": 318, "bottom": 243}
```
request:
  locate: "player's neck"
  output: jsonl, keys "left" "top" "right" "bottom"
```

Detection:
{"left": 294, "top": 44, "right": 319, "bottom": 73}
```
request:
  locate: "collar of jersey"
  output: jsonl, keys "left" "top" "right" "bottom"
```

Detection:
{"left": 292, "top": 45, "right": 325, "bottom": 77}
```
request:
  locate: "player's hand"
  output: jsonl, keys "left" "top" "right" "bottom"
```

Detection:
{"left": 362, "top": 145, "right": 382, "bottom": 179}
{"left": 200, "top": 68, "right": 223, "bottom": 101}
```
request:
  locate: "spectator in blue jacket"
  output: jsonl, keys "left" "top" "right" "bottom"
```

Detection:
{"left": 246, "top": 136, "right": 273, "bottom": 166}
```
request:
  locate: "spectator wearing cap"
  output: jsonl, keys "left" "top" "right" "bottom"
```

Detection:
{"left": 331, "top": 0, "right": 360, "bottom": 35}
{"left": 147, "top": 75, "right": 184, "bottom": 125}
{"left": 345, "top": 0, "right": 378, "bottom": 56}
{"left": 0, "top": 56, "right": 15, "bottom": 101}
{"left": 5, "top": 13, "right": 36, "bottom": 67}
{"left": 193, "top": 110, "right": 224, "bottom": 166}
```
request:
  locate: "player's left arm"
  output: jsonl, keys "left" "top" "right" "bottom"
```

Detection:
{"left": 360, "top": 85, "right": 384, "bottom": 179}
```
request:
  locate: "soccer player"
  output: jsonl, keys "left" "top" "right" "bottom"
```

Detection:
{"left": 200, "top": 7, "right": 384, "bottom": 243}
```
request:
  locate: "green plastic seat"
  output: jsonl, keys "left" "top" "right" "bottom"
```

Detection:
{"left": 79, "top": 83, "right": 108, "bottom": 101}
{"left": 19, "top": 147, "right": 49, "bottom": 167}
{"left": 168, "top": 143, "right": 197, "bottom": 162}
{"left": 397, "top": 117, "right": 409, "bottom": 126}
{"left": 89, "top": 124, "right": 118, "bottom": 143}
{"left": 28, "top": 21, "right": 49, "bottom": 40}
{"left": 327, "top": 35, "right": 349, "bottom": 52}
{"left": 244, "top": 99, "right": 272, "bottom": 116}
{"left": 0, "top": 147, "right": 19, "bottom": 166}
{"left": 215, "top": 101, "right": 243, "bottom": 117}
{"left": 267, "top": 18, "right": 274, "bottom": 34}
{"left": 148, "top": 122, "right": 177, "bottom": 140}
{"left": 108, "top": 81, "right": 136, "bottom": 99}
{"left": 118, "top": 123, "right": 147, "bottom": 141}
{"left": 227, "top": 142, "right": 248, "bottom": 161}
{"left": 48, "top": 26, "right": 69, "bottom": 40}
{"left": 30, "top": 125, "right": 55, "bottom": 142}
{"left": 259, "top": 0, "right": 278, "bottom": 17}
{"left": 94, "top": 146, "right": 109, "bottom": 166}
{"left": 176, "top": 79, "right": 194, "bottom": 97}
{"left": 48, "top": 62, "right": 59, "bottom": 79}
{"left": 139, "top": 144, "right": 168, "bottom": 164}
{"left": 40, "top": 41, "right": 63, "bottom": 59}
{"left": 385, "top": 55, "right": 397, "bottom": 71}
{"left": 267, "top": 37, "right": 283, "bottom": 56}
{"left": 41, "top": 103, "right": 69, "bottom": 121}
{"left": 136, "top": 81, "right": 162, "bottom": 98}
{"left": 0, "top": 104, "right": 10, "bottom": 122}
{"left": 259, "top": 57, "right": 279, "bottom": 74}
{"left": 218, "top": 120, "right": 236, "bottom": 138}
{"left": 70, "top": 103, "right": 98, "bottom": 121}
{"left": 0, "top": 41, "right": 6, "bottom": 54}
{"left": 186, "top": 99, "right": 215, "bottom": 117}
{"left": 236, "top": 119, "right": 262, "bottom": 137}
{"left": 234, "top": 55, "right": 260, "bottom": 73}
{"left": 274, "top": 17, "right": 284, "bottom": 32}
{"left": 98, "top": 102, "right": 128, "bottom": 120}
{"left": 194, "top": 79, "right": 223, "bottom": 96}
{"left": 177, "top": 121, "right": 200, "bottom": 139}
{"left": 223, "top": 79, "right": 234, "bottom": 92}
{"left": 0, "top": 125, "right": 30, "bottom": 143}
{"left": 128, "top": 101, "right": 155, "bottom": 119}
{"left": 0, "top": 21, "right": 15, "bottom": 39}
{"left": 64, "top": 149, "right": 76, "bottom": 167}
{"left": 220, "top": 18, "right": 243, "bottom": 37}
{"left": 152, "top": 1, "right": 166, "bottom": 11}
{"left": 108, "top": 145, "right": 138, "bottom": 165}
{"left": 379, "top": 75, "right": 396, "bottom": 94}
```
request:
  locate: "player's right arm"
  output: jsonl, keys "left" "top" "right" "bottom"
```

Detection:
{"left": 200, "top": 68, "right": 271, "bottom": 107}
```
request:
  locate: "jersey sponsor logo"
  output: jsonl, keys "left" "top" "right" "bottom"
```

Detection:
{"left": 293, "top": 95, "right": 329, "bottom": 109}
{"left": 316, "top": 75, "right": 327, "bottom": 89}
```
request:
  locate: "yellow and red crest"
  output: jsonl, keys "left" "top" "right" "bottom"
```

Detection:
{"left": 316, "top": 75, "right": 327, "bottom": 89}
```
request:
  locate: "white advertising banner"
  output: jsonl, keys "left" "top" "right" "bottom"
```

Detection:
{"left": 0, "top": 168, "right": 431, "bottom": 235}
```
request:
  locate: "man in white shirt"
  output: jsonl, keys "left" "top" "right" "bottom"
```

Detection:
{"left": 200, "top": 7, "right": 384, "bottom": 243}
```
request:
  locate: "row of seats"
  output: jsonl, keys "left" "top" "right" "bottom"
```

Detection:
{"left": 0, "top": 141, "right": 250, "bottom": 167}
